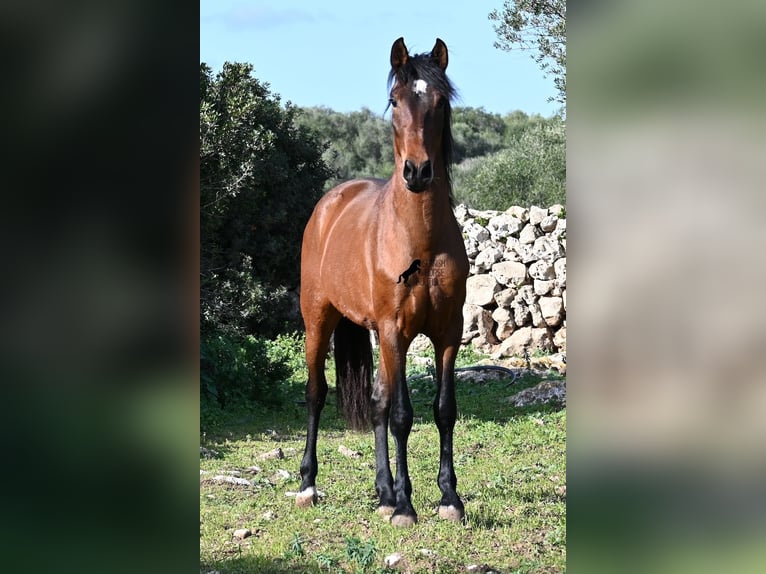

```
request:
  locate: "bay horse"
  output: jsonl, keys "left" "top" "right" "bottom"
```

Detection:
{"left": 297, "top": 37, "right": 469, "bottom": 527}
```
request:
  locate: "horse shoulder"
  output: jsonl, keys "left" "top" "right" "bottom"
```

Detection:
{"left": 307, "top": 179, "right": 383, "bottom": 239}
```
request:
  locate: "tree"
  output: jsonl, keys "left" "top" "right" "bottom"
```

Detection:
{"left": 453, "top": 116, "right": 565, "bottom": 210}
{"left": 501, "top": 110, "right": 547, "bottom": 145}
{"left": 200, "top": 62, "right": 331, "bottom": 337}
{"left": 489, "top": 1, "right": 566, "bottom": 107}
{"left": 451, "top": 107, "right": 507, "bottom": 163}
{"left": 295, "top": 106, "right": 393, "bottom": 190}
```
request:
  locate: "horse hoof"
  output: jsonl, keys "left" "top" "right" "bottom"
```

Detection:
{"left": 438, "top": 504, "right": 464, "bottom": 522}
{"left": 390, "top": 513, "right": 418, "bottom": 527}
{"left": 377, "top": 505, "right": 395, "bottom": 519}
{"left": 295, "top": 487, "right": 317, "bottom": 508}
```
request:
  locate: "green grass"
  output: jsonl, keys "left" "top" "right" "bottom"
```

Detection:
{"left": 201, "top": 352, "right": 566, "bottom": 574}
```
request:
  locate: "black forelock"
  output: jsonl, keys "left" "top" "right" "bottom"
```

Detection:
{"left": 387, "top": 51, "right": 456, "bottom": 102}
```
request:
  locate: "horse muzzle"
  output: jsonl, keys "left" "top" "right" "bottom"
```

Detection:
{"left": 403, "top": 159, "right": 433, "bottom": 192}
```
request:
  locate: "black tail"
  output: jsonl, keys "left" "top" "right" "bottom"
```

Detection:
{"left": 333, "top": 317, "right": 373, "bottom": 431}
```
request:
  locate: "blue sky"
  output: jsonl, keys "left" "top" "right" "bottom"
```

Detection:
{"left": 200, "top": 0, "right": 560, "bottom": 117}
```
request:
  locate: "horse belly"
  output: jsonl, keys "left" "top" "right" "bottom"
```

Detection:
{"left": 319, "top": 247, "right": 376, "bottom": 325}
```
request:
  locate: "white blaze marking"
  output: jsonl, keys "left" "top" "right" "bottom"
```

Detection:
{"left": 412, "top": 79, "right": 428, "bottom": 95}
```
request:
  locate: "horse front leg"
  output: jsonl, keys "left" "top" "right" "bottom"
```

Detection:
{"left": 296, "top": 314, "right": 337, "bottom": 508}
{"left": 377, "top": 329, "right": 417, "bottom": 526}
{"left": 371, "top": 368, "right": 395, "bottom": 517}
{"left": 296, "top": 370, "right": 326, "bottom": 507}
{"left": 433, "top": 337, "right": 465, "bottom": 522}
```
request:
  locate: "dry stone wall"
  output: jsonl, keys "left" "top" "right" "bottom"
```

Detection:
{"left": 456, "top": 203, "right": 566, "bottom": 357}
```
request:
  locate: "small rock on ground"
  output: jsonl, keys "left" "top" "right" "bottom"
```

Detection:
{"left": 270, "top": 469, "right": 291, "bottom": 482}
{"left": 258, "top": 447, "right": 284, "bottom": 460}
{"left": 232, "top": 528, "right": 251, "bottom": 540}
{"left": 504, "top": 379, "right": 566, "bottom": 407}
{"left": 200, "top": 446, "right": 220, "bottom": 459}
{"left": 338, "top": 445, "right": 362, "bottom": 458}
{"left": 209, "top": 475, "right": 253, "bottom": 486}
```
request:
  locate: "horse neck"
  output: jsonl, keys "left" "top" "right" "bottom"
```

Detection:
{"left": 386, "top": 171, "right": 454, "bottom": 246}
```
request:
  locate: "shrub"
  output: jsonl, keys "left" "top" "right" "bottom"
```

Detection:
{"left": 454, "top": 118, "right": 565, "bottom": 210}
{"left": 200, "top": 332, "right": 292, "bottom": 409}
{"left": 200, "top": 62, "right": 330, "bottom": 338}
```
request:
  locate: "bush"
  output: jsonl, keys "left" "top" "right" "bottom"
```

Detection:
{"left": 294, "top": 106, "right": 394, "bottom": 190}
{"left": 200, "top": 330, "right": 307, "bottom": 413}
{"left": 200, "top": 62, "right": 330, "bottom": 338}
{"left": 201, "top": 333, "right": 287, "bottom": 409}
{"left": 263, "top": 332, "right": 307, "bottom": 387}
{"left": 201, "top": 255, "right": 301, "bottom": 340}
{"left": 453, "top": 118, "right": 565, "bottom": 210}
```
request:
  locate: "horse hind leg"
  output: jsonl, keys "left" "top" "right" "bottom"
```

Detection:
{"left": 296, "top": 306, "right": 340, "bottom": 508}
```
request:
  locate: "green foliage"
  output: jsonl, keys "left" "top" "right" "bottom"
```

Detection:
{"left": 451, "top": 106, "right": 508, "bottom": 163}
{"left": 200, "top": 254, "right": 300, "bottom": 340}
{"left": 344, "top": 536, "right": 377, "bottom": 571}
{"left": 200, "top": 62, "right": 331, "bottom": 338}
{"left": 295, "top": 106, "right": 393, "bottom": 190}
{"left": 284, "top": 532, "right": 305, "bottom": 559}
{"left": 264, "top": 332, "right": 308, "bottom": 386}
{"left": 501, "top": 109, "right": 550, "bottom": 144}
{"left": 489, "top": 0, "right": 566, "bottom": 107}
{"left": 296, "top": 107, "right": 565, "bottom": 213}
{"left": 200, "top": 332, "right": 296, "bottom": 409}
{"left": 454, "top": 117, "right": 565, "bottom": 210}
{"left": 315, "top": 552, "right": 339, "bottom": 571}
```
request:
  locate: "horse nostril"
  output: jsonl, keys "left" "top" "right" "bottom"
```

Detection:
{"left": 403, "top": 160, "right": 416, "bottom": 183}
{"left": 418, "top": 160, "right": 432, "bottom": 182}
{"left": 403, "top": 159, "right": 432, "bottom": 191}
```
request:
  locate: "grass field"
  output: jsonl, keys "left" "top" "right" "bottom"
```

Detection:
{"left": 200, "top": 348, "right": 566, "bottom": 574}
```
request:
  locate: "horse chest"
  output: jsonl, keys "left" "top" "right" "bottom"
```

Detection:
{"left": 396, "top": 256, "right": 464, "bottom": 309}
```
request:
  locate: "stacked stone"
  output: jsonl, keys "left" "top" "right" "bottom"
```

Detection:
{"left": 456, "top": 203, "right": 566, "bottom": 357}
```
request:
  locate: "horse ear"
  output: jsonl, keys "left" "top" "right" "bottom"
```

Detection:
{"left": 431, "top": 38, "right": 448, "bottom": 70}
{"left": 390, "top": 37, "right": 409, "bottom": 71}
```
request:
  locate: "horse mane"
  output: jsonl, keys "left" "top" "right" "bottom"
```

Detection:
{"left": 387, "top": 51, "right": 457, "bottom": 194}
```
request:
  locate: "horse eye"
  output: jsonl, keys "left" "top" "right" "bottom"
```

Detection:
{"left": 388, "top": 97, "right": 397, "bottom": 108}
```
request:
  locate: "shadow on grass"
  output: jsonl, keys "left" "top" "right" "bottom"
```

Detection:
{"left": 202, "top": 370, "right": 564, "bottom": 446}
{"left": 413, "top": 373, "right": 565, "bottom": 426}
{"left": 202, "top": 556, "right": 322, "bottom": 574}
{"left": 466, "top": 511, "right": 516, "bottom": 530}
{"left": 201, "top": 384, "right": 349, "bottom": 444}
